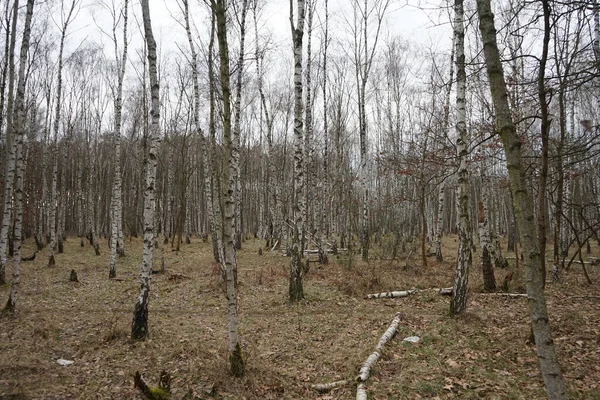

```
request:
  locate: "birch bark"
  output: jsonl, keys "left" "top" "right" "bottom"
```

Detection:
{"left": 213, "top": 0, "right": 245, "bottom": 376}
{"left": 0, "top": 0, "right": 18, "bottom": 285}
{"left": 232, "top": 0, "right": 249, "bottom": 250}
{"left": 450, "top": 0, "right": 471, "bottom": 316}
{"left": 132, "top": 0, "right": 161, "bottom": 340}
{"left": 48, "top": 0, "right": 77, "bottom": 267}
{"left": 5, "top": 0, "right": 34, "bottom": 312}
{"left": 109, "top": 0, "right": 129, "bottom": 279}
{"left": 289, "top": 0, "right": 306, "bottom": 302}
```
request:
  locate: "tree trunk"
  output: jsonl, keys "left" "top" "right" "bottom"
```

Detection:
{"left": 213, "top": 0, "right": 245, "bottom": 376}
{"left": 5, "top": 0, "right": 34, "bottom": 312}
{"left": 0, "top": 0, "right": 18, "bottom": 285}
{"left": 451, "top": 0, "right": 471, "bottom": 316}
{"left": 232, "top": 0, "right": 249, "bottom": 250}
{"left": 109, "top": 0, "right": 129, "bottom": 279}
{"left": 132, "top": 0, "right": 161, "bottom": 341}
{"left": 476, "top": 0, "right": 568, "bottom": 396}
{"left": 289, "top": 0, "right": 306, "bottom": 302}
{"left": 537, "top": 0, "right": 551, "bottom": 289}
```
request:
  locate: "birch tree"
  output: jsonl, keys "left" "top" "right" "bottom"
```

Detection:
{"left": 48, "top": 0, "right": 77, "bottom": 267}
{"left": 132, "top": 0, "right": 161, "bottom": 340}
{"left": 0, "top": 0, "right": 18, "bottom": 285}
{"left": 180, "top": 0, "right": 217, "bottom": 264}
{"left": 212, "top": 0, "right": 245, "bottom": 376}
{"left": 4, "top": 0, "right": 34, "bottom": 312}
{"left": 476, "top": 0, "right": 568, "bottom": 396}
{"left": 450, "top": 0, "right": 471, "bottom": 316}
{"left": 351, "top": 0, "right": 389, "bottom": 262}
{"left": 289, "top": 0, "right": 306, "bottom": 302}
{"left": 232, "top": 0, "right": 249, "bottom": 250}
{"left": 109, "top": 0, "right": 129, "bottom": 279}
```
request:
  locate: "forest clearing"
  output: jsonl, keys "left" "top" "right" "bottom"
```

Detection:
{"left": 1, "top": 235, "right": 599, "bottom": 399}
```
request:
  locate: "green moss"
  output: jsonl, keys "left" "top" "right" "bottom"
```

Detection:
{"left": 230, "top": 342, "right": 245, "bottom": 377}
{"left": 147, "top": 386, "right": 170, "bottom": 400}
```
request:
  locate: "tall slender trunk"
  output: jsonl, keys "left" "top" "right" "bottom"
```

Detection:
{"left": 319, "top": 0, "right": 329, "bottom": 263}
{"left": 303, "top": 0, "right": 315, "bottom": 253}
{"left": 213, "top": 0, "right": 245, "bottom": 376}
{"left": 48, "top": 0, "right": 76, "bottom": 267}
{"left": 537, "top": 0, "right": 551, "bottom": 288}
{"left": 451, "top": 0, "right": 471, "bottom": 316}
{"left": 132, "top": 0, "right": 161, "bottom": 340}
{"left": 476, "top": 0, "right": 568, "bottom": 397}
{"left": 109, "top": 0, "right": 129, "bottom": 279}
{"left": 289, "top": 0, "right": 306, "bottom": 302}
{"left": 182, "top": 0, "right": 215, "bottom": 261}
{"left": 232, "top": 0, "right": 249, "bottom": 250}
{"left": 208, "top": 10, "right": 222, "bottom": 265}
{"left": 0, "top": 0, "right": 18, "bottom": 285}
{"left": 5, "top": 0, "right": 34, "bottom": 312}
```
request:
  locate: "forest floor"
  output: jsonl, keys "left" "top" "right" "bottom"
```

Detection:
{"left": 0, "top": 235, "right": 599, "bottom": 399}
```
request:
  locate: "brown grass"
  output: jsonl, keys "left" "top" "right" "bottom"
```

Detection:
{"left": 1, "top": 235, "right": 599, "bottom": 399}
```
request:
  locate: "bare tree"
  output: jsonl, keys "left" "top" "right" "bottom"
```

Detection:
{"left": 450, "top": 0, "right": 471, "bottom": 316}
{"left": 212, "top": 0, "right": 245, "bottom": 376}
{"left": 132, "top": 0, "right": 162, "bottom": 340}
{"left": 476, "top": 0, "right": 568, "bottom": 396}
{"left": 0, "top": 0, "right": 18, "bottom": 285}
{"left": 109, "top": 0, "right": 129, "bottom": 279}
{"left": 289, "top": 0, "right": 306, "bottom": 302}
{"left": 4, "top": 0, "right": 35, "bottom": 312}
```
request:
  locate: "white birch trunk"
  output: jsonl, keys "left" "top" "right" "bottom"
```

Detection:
{"left": 290, "top": 0, "right": 306, "bottom": 302}
{"left": 451, "top": 0, "right": 471, "bottom": 316}
{"left": 48, "top": 0, "right": 76, "bottom": 267}
{"left": 109, "top": 0, "right": 128, "bottom": 279}
{"left": 232, "top": 0, "right": 249, "bottom": 250}
{"left": 5, "top": 0, "right": 34, "bottom": 312}
{"left": 132, "top": 0, "right": 161, "bottom": 340}
{"left": 0, "top": 0, "right": 19, "bottom": 285}
{"left": 213, "top": 0, "right": 245, "bottom": 376}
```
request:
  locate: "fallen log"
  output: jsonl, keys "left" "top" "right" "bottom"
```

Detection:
{"left": 366, "top": 287, "right": 453, "bottom": 299}
{"left": 310, "top": 379, "right": 352, "bottom": 393}
{"left": 356, "top": 312, "right": 402, "bottom": 400}
{"left": 480, "top": 292, "right": 527, "bottom": 298}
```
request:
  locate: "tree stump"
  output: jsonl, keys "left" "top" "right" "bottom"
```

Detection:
{"left": 69, "top": 269, "right": 78, "bottom": 282}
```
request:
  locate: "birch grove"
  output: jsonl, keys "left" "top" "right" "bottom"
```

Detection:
{"left": 0, "top": 0, "right": 598, "bottom": 394}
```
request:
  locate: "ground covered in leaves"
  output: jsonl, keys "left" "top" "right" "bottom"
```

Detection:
{"left": 1, "top": 235, "right": 599, "bottom": 399}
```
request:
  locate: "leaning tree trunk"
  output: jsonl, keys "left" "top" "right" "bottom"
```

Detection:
{"left": 450, "top": 0, "right": 471, "bottom": 316}
{"left": 213, "top": 0, "right": 245, "bottom": 376}
{"left": 132, "top": 0, "right": 161, "bottom": 341}
{"left": 0, "top": 0, "right": 18, "bottom": 285}
{"left": 109, "top": 0, "right": 129, "bottom": 279}
{"left": 5, "top": 0, "right": 34, "bottom": 312}
{"left": 476, "top": 0, "right": 568, "bottom": 397}
{"left": 289, "top": 0, "right": 306, "bottom": 302}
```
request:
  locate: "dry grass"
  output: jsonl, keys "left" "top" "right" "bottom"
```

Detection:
{"left": 1, "top": 235, "right": 599, "bottom": 399}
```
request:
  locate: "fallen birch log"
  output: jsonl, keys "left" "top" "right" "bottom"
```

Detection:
{"left": 366, "top": 287, "right": 453, "bottom": 299}
{"left": 480, "top": 292, "right": 527, "bottom": 298}
{"left": 356, "top": 312, "right": 402, "bottom": 400}
{"left": 310, "top": 379, "right": 352, "bottom": 392}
